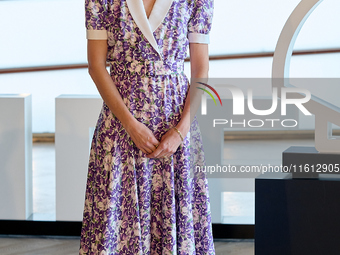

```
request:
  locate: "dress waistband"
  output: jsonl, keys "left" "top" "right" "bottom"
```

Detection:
{"left": 108, "top": 59, "right": 184, "bottom": 77}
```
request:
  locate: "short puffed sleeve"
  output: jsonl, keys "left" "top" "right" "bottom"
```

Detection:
{"left": 187, "top": 0, "right": 214, "bottom": 44}
{"left": 85, "top": 0, "right": 108, "bottom": 40}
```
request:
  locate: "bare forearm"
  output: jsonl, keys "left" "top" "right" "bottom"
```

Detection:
{"left": 176, "top": 43, "right": 209, "bottom": 138}
{"left": 87, "top": 40, "right": 159, "bottom": 155}
{"left": 89, "top": 65, "right": 136, "bottom": 131}
{"left": 176, "top": 75, "right": 207, "bottom": 137}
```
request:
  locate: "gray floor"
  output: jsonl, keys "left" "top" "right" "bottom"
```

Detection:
{"left": 0, "top": 236, "right": 254, "bottom": 255}
{"left": 0, "top": 237, "right": 80, "bottom": 255}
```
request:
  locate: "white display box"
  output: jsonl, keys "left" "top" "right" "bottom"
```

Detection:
{"left": 55, "top": 95, "right": 102, "bottom": 221}
{"left": 0, "top": 94, "right": 32, "bottom": 220}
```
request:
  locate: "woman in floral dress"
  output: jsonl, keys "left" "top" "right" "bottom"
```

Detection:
{"left": 80, "top": 0, "right": 215, "bottom": 254}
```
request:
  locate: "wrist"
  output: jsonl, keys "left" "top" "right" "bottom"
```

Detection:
{"left": 175, "top": 120, "right": 190, "bottom": 140}
{"left": 173, "top": 126, "right": 184, "bottom": 142}
{"left": 122, "top": 115, "right": 138, "bottom": 134}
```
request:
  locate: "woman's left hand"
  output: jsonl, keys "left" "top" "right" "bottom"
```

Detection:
{"left": 146, "top": 127, "right": 183, "bottom": 159}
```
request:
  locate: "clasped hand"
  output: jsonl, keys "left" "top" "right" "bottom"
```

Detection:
{"left": 127, "top": 121, "right": 183, "bottom": 159}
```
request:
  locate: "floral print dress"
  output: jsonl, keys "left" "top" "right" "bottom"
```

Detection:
{"left": 80, "top": 0, "right": 215, "bottom": 254}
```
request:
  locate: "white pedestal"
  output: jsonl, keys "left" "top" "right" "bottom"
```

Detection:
{"left": 0, "top": 94, "right": 32, "bottom": 220}
{"left": 55, "top": 95, "right": 102, "bottom": 221}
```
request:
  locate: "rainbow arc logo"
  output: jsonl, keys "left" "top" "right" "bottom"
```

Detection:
{"left": 196, "top": 82, "right": 223, "bottom": 106}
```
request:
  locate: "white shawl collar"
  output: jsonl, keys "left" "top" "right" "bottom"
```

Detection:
{"left": 126, "top": 0, "right": 173, "bottom": 59}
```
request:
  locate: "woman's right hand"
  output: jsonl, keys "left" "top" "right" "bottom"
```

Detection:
{"left": 125, "top": 119, "right": 160, "bottom": 155}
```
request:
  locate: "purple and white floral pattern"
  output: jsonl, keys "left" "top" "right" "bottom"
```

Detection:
{"left": 80, "top": 0, "right": 215, "bottom": 254}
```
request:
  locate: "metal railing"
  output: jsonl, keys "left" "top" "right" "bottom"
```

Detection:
{"left": 1, "top": 48, "right": 339, "bottom": 74}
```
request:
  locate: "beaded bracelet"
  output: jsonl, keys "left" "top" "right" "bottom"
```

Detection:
{"left": 173, "top": 127, "right": 184, "bottom": 142}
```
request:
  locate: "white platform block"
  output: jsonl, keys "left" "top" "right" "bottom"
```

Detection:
{"left": 55, "top": 95, "right": 102, "bottom": 221}
{"left": 0, "top": 94, "right": 32, "bottom": 220}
